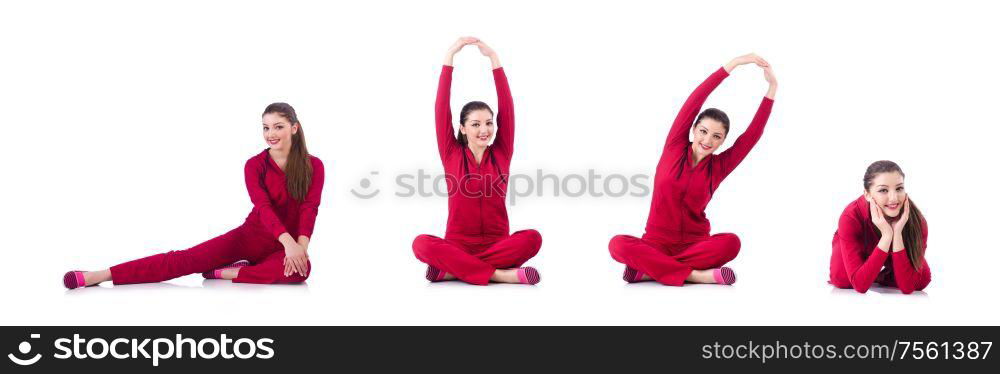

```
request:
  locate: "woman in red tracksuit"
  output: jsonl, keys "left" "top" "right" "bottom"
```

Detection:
{"left": 63, "top": 102, "right": 325, "bottom": 289}
{"left": 609, "top": 54, "right": 777, "bottom": 286}
{"left": 412, "top": 37, "right": 542, "bottom": 285}
{"left": 830, "top": 160, "right": 931, "bottom": 294}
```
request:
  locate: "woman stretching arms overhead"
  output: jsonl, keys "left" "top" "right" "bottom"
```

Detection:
{"left": 609, "top": 54, "right": 777, "bottom": 286}
{"left": 412, "top": 37, "right": 542, "bottom": 285}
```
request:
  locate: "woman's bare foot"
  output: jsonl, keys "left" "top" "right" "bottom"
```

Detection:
{"left": 686, "top": 268, "right": 736, "bottom": 285}
{"left": 490, "top": 269, "right": 520, "bottom": 283}
{"left": 220, "top": 268, "right": 240, "bottom": 280}
{"left": 83, "top": 269, "right": 112, "bottom": 286}
{"left": 686, "top": 269, "right": 718, "bottom": 284}
{"left": 490, "top": 268, "right": 540, "bottom": 284}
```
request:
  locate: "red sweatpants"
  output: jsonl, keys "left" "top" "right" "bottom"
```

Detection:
{"left": 609, "top": 233, "right": 740, "bottom": 286}
{"left": 109, "top": 225, "right": 309, "bottom": 285}
{"left": 412, "top": 229, "right": 542, "bottom": 285}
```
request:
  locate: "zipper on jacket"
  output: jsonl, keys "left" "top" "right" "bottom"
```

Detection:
{"left": 478, "top": 154, "right": 485, "bottom": 240}
{"left": 678, "top": 167, "right": 696, "bottom": 241}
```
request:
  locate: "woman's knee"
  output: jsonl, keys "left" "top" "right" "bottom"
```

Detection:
{"left": 916, "top": 275, "right": 931, "bottom": 291}
{"left": 280, "top": 273, "right": 309, "bottom": 283}
{"left": 275, "top": 264, "right": 311, "bottom": 284}
{"left": 412, "top": 234, "right": 440, "bottom": 257}
{"left": 608, "top": 235, "right": 638, "bottom": 259}
{"left": 715, "top": 233, "right": 741, "bottom": 261}
{"left": 515, "top": 229, "right": 543, "bottom": 254}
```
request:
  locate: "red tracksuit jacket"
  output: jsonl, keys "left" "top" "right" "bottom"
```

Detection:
{"left": 644, "top": 67, "right": 774, "bottom": 243}
{"left": 435, "top": 65, "right": 514, "bottom": 241}
{"left": 830, "top": 195, "right": 931, "bottom": 294}
{"left": 244, "top": 149, "right": 325, "bottom": 240}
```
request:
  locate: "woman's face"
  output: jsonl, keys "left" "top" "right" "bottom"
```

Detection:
{"left": 866, "top": 171, "right": 907, "bottom": 218}
{"left": 691, "top": 119, "right": 727, "bottom": 159}
{"left": 460, "top": 109, "right": 494, "bottom": 148}
{"left": 262, "top": 113, "right": 297, "bottom": 151}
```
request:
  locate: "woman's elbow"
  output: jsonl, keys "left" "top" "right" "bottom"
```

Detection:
{"left": 846, "top": 276, "right": 871, "bottom": 293}
{"left": 913, "top": 275, "right": 931, "bottom": 292}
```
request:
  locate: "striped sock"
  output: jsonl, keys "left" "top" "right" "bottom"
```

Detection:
{"left": 712, "top": 267, "right": 736, "bottom": 285}
{"left": 202, "top": 260, "right": 250, "bottom": 279}
{"left": 425, "top": 266, "right": 448, "bottom": 282}
{"left": 623, "top": 267, "right": 647, "bottom": 283}
{"left": 515, "top": 267, "right": 541, "bottom": 285}
{"left": 63, "top": 271, "right": 86, "bottom": 290}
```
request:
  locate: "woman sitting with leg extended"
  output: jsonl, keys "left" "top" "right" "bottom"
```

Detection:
{"left": 64, "top": 103, "right": 325, "bottom": 288}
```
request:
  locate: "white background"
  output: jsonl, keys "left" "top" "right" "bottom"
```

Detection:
{"left": 1, "top": 0, "right": 997, "bottom": 326}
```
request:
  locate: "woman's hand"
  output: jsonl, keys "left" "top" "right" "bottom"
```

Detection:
{"left": 297, "top": 235, "right": 311, "bottom": 252}
{"left": 282, "top": 238, "right": 309, "bottom": 277}
{"left": 763, "top": 65, "right": 777, "bottom": 99}
{"left": 473, "top": 40, "right": 502, "bottom": 69}
{"left": 867, "top": 196, "right": 894, "bottom": 252}
{"left": 444, "top": 37, "right": 479, "bottom": 66}
{"left": 724, "top": 53, "right": 769, "bottom": 73}
{"left": 473, "top": 41, "right": 496, "bottom": 57}
{"left": 891, "top": 198, "right": 910, "bottom": 252}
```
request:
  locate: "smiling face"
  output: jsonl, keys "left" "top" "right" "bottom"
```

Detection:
{"left": 460, "top": 109, "right": 495, "bottom": 148}
{"left": 865, "top": 171, "right": 907, "bottom": 218}
{"left": 691, "top": 118, "right": 727, "bottom": 159}
{"left": 262, "top": 112, "right": 298, "bottom": 151}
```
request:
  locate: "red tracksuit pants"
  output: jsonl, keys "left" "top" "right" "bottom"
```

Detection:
{"left": 609, "top": 233, "right": 740, "bottom": 286}
{"left": 109, "top": 224, "right": 309, "bottom": 285}
{"left": 412, "top": 229, "right": 542, "bottom": 285}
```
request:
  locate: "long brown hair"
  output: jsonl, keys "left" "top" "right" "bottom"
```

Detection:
{"left": 863, "top": 160, "right": 926, "bottom": 270}
{"left": 263, "top": 102, "right": 312, "bottom": 202}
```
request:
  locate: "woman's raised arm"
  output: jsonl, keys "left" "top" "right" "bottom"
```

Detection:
{"left": 663, "top": 54, "right": 765, "bottom": 151}
{"left": 473, "top": 40, "right": 514, "bottom": 158}
{"left": 436, "top": 37, "right": 478, "bottom": 161}
{"left": 717, "top": 58, "right": 777, "bottom": 177}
